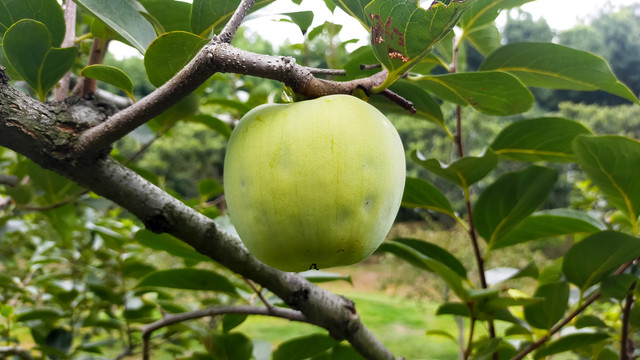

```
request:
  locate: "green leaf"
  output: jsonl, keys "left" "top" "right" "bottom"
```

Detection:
{"left": 138, "top": 0, "right": 192, "bottom": 33}
{"left": 412, "top": 149, "right": 498, "bottom": 188}
{"left": 600, "top": 273, "right": 638, "bottom": 301}
{"left": 134, "top": 229, "right": 210, "bottom": 263}
{"left": 462, "top": 23, "right": 501, "bottom": 56}
{"left": 474, "top": 166, "right": 558, "bottom": 246}
{"left": 272, "top": 334, "right": 338, "bottom": 360}
{"left": 490, "top": 117, "right": 593, "bottom": 162}
{"left": 0, "top": 0, "right": 65, "bottom": 46}
{"left": 333, "top": 0, "right": 371, "bottom": 30}
{"left": 187, "top": 114, "right": 232, "bottom": 139}
{"left": 402, "top": 177, "right": 456, "bottom": 218}
{"left": 297, "top": 270, "right": 352, "bottom": 285}
{"left": 460, "top": 0, "right": 535, "bottom": 32}
{"left": 523, "top": 281, "right": 570, "bottom": 330}
{"left": 136, "top": 268, "right": 238, "bottom": 295}
{"left": 377, "top": 240, "right": 468, "bottom": 300}
{"left": 81, "top": 65, "right": 135, "bottom": 101}
{"left": 222, "top": 314, "right": 248, "bottom": 333}
{"left": 573, "top": 135, "right": 640, "bottom": 234}
{"left": 282, "top": 11, "right": 314, "bottom": 35}
{"left": 208, "top": 332, "right": 253, "bottom": 360}
{"left": 563, "top": 231, "right": 640, "bottom": 291}
{"left": 479, "top": 43, "right": 640, "bottom": 105}
{"left": 370, "top": 80, "right": 446, "bottom": 132}
{"left": 534, "top": 333, "right": 609, "bottom": 359}
{"left": 144, "top": 31, "right": 208, "bottom": 87}
{"left": 198, "top": 178, "right": 224, "bottom": 199}
{"left": 493, "top": 209, "right": 605, "bottom": 250}
{"left": 75, "top": 0, "right": 157, "bottom": 54}
{"left": 365, "top": 0, "right": 474, "bottom": 90}
{"left": 2, "top": 19, "right": 77, "bottom": 101}
{"left": 16, "top": 309, "right": 63, "bottom": 322}
{"left": 411, "top": 71, "right": 534, "bottom": 115}
{"left": 190, "top": 0, "right": 275, "bottom": 37}
{"left": 392, "top": 238, "right": 467, "bottom": 278}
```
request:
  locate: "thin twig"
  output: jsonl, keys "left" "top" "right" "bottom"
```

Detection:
{"left": 621, "top": 278, "right": 637, "bottom": 359}
{"left": 380, "top": 89, "right": 416, "bottom": 114}
{"left": 141, "top": 305, "right": 308, "bottom": 360}
{"left": 244, "top": 277, "right": 273, "bottom": 310}
{"left": 0, "top": 174, "right": 18, "bottom": 187}
{"left": 360, "top": 64, "right": 382, "bottom": 70}
{"left": 218, "top": 0, "right": 256, "bottom": 43}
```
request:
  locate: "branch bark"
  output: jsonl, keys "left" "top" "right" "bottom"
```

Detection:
{"left": 74, "top": 40, "right": 388, "bottom": 158}
{"left": 0, "top": 71, "right": 397, "bottom": 360}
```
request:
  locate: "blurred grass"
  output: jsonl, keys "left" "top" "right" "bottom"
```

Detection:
{"left": 237, "top": 291, "right": 461, "bottom": 360}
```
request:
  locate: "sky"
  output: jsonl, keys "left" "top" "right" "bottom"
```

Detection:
{"left": 111, "top": 0, "right": 640, "bottom": 58}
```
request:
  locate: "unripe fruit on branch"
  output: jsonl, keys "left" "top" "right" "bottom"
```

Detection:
{"left": 223, "top": 95, "right": 406, "bottom": 272}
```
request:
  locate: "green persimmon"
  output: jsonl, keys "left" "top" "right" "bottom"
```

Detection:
{"left": 223, "top": 95, "right": 406, "bottom": 272}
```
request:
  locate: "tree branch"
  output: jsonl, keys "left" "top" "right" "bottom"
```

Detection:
{"left": 0, "top": 174, "right": 19, "bottom": 187}
{"left": 218, "top": 0, "right": 255, "bottom": 43}
{"left": 74, "top": 41, "right": 388, "bottom": 158}
{"left": 141, "top": 305, "right": 307, "bottom": 360}
{"left": 0, "top": 346, "right": 33, "bottom": 360}
{"left": 0, "top": 75, "right": 398, "bottom": 360}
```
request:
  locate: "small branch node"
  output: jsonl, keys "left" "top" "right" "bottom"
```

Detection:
{"left": 380, "top": 89, "right": 416, "bottom": 114}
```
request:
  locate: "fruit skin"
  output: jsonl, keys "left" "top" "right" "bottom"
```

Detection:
{"left": 223, "top": 94, "right": 406, "bottom": 272}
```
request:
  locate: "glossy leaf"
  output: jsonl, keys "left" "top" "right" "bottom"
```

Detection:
{"left": 493, "top": 209, "right": 605, "bottom": 250}
{"left": 138, "top": 0, "right": 192, "bottom": 33}
{"left": 2, "top": 20, "right": 77, "bottom": 101}
{"left": 377, "top": 240, "right": 468, "bottom": 300}
{"left": 222, "top": 314, "right": 248, "bottom": 333}
{"left": 0, "top": 0, "right": 65, "bottom": 46}
{"left": 523, "top": 281, "right": 570, "bottom": 330}
{"left": 190, "top": 0, "right": 275, "bottom": 37}
{"left": 272, "top": 333, "right": 338, "bottom": 360}
{"left": 134, "top": 229, "right": 210, "bottom": 263}
{"left": 282, "top": 12, "right": 314, "bottom": 35}
{"left": 573, "top": 135, "right": 640, "bottom": 234}
{"left": 412, "top": 71, "right": 534, "bottom": 115}
{"left": 412, "top": 149, "right": 498, "bottom": 188}
{"left": 462, "top": 23, "right": 500, "bottom": 56}
{"left": 460, "top": 0, "right": 534, "bottom": 32}
{"left": 563, "top": 231, "right": 640, "bottom": 291}
{"left": 534, "top": 333, "right": 609, "bottom": 359}
{"left": 298, "top": 270, "right": 352, "bottom": 284}
{"left": 365, "top": 0, "right": 474, "bottom": 90}
{"left": 144, "top": 31, "right": 208, "bottom": 87}
{"left": 402, "top": 177, "right": 456, "bottom": 218}
{"left": 474, "top": 166, "right": 558, "bottom": 246}
{"left": 136, "top": 268, "right": 238, "bottom": 295}
{"left": 16, "top": 309, "right": 63, "bottom": 322}
{"left": 370, "top": 80, "right": 446, "bottom": 131}
{"left": 333, "top": 0, "right": 371, "bottom": 30}
{"left": 480, "top": 43, "right": 640, "bottom": 105}
{"left": 490, "top": 117, "right": 593, "bottom": 163}
{"left": 81, "top": 65, "right": 135, "bottom": 101}
{"left": 187, "top": 114, "right": 232, "bottom": 139}
{"left": 75, "top": 0, "right": 157, "bottom": 54}
{"left": 392, "top": 238, "right": 467, "bottom": 278}
{"left": 208, "top": 332, "right": 253, "bottom": 360}
{"left": 600, "top": 273, "right": 638, "bottom": 301}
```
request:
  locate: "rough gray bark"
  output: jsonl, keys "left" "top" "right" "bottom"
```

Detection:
{"left": 0, "top": 61, "right": 397, "bottom": 359}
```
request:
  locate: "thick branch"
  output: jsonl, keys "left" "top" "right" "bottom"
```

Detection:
{"left": 74, "top": 41, "right": 388, "bottom": 157}
{"left": 0, "top": 77, "right": 397, "bottom": 360}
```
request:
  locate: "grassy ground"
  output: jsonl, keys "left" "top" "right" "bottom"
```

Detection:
{"left": 237, "top": 290, "right": 461, "bottom": 360}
